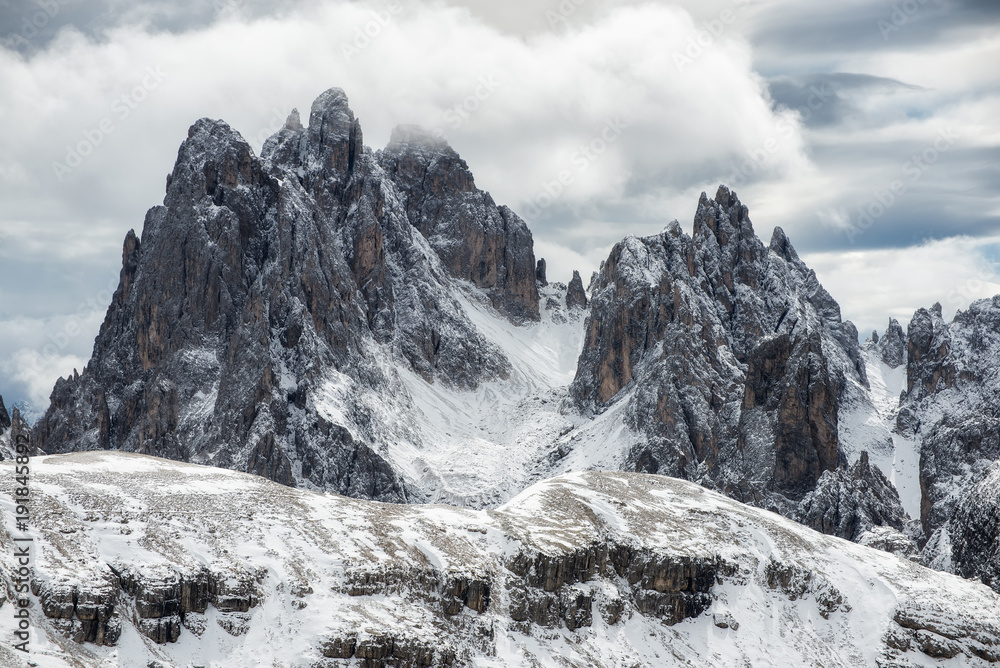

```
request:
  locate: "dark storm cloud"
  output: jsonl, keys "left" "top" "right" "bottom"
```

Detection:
{"left": 767, "top": 73, "right": 922, "bottom": 128}
{"left": 0, "top": 0, "right": 302, "bottom": 52}
{"left": 749, "top": 0, "right": 1000, "bottom": 71}
{"left": 774, "top": 141, "right": 1000, "bottom": 253}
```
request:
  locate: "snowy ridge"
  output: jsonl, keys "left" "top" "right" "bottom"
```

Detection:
{"left": 2, "top": 453, "right": 1000, "bottom": 667}
{"left": 839, "top": 345, "right": 919, "bottom": 518}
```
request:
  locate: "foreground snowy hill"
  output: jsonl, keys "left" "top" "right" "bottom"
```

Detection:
{"left": 2, "top": 452, "right": 999, "bottom": 667}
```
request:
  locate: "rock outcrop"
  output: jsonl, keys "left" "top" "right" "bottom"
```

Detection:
{"left": 897, "top": 297, "right": 1000, "bottom": 570}
{"left": 0, "top": 394, "right": 9, "bottom": 433}
{"left": 570, "top": 187, "right": 866, "bottom": 509}
{"left": 795, "top": 451, "right": 909, "bottom": 542}
{"left": 2, "top": 406, "right": 37, "bottom": 461}
{"left": 535, "top": 258, "right": 547, "bottom": 286}
{"left": 0, "top": 395, "right": 10, "bottom": 460}
{"left": 565, "top": 270, "right": 587, "bottom": 309}
{"left": 877, "top": 318, "right": 906, "bottom": 368}
{"left": 379, "top": 125, "right": 539, "bottom": 323}
{"left": 851, "top": 295, "right": 1000, "bottom": 595}
{"left": 906, "top": 303, "right": 957, "bottom": 401}
{"left": 951, "top": 462, "right": 1000, "bottom": 591}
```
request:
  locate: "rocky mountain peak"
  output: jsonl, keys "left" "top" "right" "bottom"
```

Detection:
{"left": 33, "top": 87, "right": 552, "bottom": 500}
{"left": 570, "top": 185, "right": 866, "bottom": 505}
{"left": 283, "top": 107, "right": 302, "bottom": 132}
{"left": 3, "top": 405, "right": 38, "bottom": 460}
{"left": 0, "top": 394, "right": 10, "bottom": 434}
{"left": 566, "top": 270, "right": 587, "bottom": 309}
{"left": 876, "top": 318, "right": 906, "bottom": 368}
{"left": 164, "top": 118, "right": 263, "bottom": 209}
{"left": 899, "top": 296, "right": 1000, "bottom": 569}
{"left": 535, "top": 258, "right": 547, "bottom": 286}
{"left": 906, "top": 304, "right": 954, "bottom": 399}
{"left": 379, "top": 123, "right": 539, "bottom": 322}
{"left": 307, "top": 87, "right": 362, "bottom": 162}
{"left": 769, "top": 226, "right": 799, "bottom": 263}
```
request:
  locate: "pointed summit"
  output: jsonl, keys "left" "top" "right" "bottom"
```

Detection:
{"left": 308, "top": 87, "right": 354, "bottom": 133}
{"left": 380, "top": 126, "right": 539, "bottom": 322}
{"left": 283, "top": 108, "right": 302, "bottom": 132}
{"left": 769, "top": 226, "right": 800, "bottom": 263}
{"left": 566, "top": 270, "right": 588, "bottom": 309}
{"left": 877, "top": 318, "right": 906, "bottom": 368}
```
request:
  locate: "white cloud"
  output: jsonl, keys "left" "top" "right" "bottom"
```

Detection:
{"left": 803, "top": 236, "right": 1000, "bottom": 337}
{"left": 0, "top": 347, "right": 89, "bottom": 418}
{"left": 1, "top": 0, "right": 998, "bottom": 411}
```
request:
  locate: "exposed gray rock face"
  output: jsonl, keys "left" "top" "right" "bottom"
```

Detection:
{"left": 875, "top": 295, "right": 1000, "bottom": 595}
{"left": 796, "top": 452, "right": 908, "bottom": 542}
{"left": 566, "top": 269, "right": 587, "bottom": 309}
{"left": 9, "top": 406, "right": 26, "bottom": 445}
{"left": 570, "top": 186, "right": 867, "bottom": 509}
{"left": 877, "top": 318, "right": 907, "bottom": 368}
{"left": 951, "top": 463, "right": 1000, "bottom": 591}
{"left": 3, "top": 406, "right": 37, "bottom": 461}
{"left": 378, "top": 125, "right": 539, "bottom": 323}
{"left": 31, "top": 88, "right": 536, "bottom": 500}
{"left": 536, "top": 258, "right": 547, "bottom": 286}
{"left": 898, "top": 297, "right": 1000, "bottom": 569}
{"left": 0, "top": 395, "right": 10, "bottom": 460}
{"left": 906, "top": 303, "right": 957, "bottom": 401}
{"left": 0, "top": 394, "right": 9, "bottom": 433}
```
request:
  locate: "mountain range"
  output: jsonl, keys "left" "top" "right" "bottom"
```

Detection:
{"left": 2, "top": 88, "right": 1000, "bottom": 666}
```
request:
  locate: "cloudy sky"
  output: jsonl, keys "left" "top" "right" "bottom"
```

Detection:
{"left": 1, "top": 0, "right": 999, "bottom": 416}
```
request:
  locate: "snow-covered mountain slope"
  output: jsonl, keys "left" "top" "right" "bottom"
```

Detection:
{"left": 3, "top": 452, "right": 999, "bottom": 668}
{"left": 371, "top": 283, "right": 622, "bottom": 508}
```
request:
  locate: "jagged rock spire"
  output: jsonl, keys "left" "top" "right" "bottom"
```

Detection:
{"left": 566, "top": 270, "right": 587, "bottom": 309}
